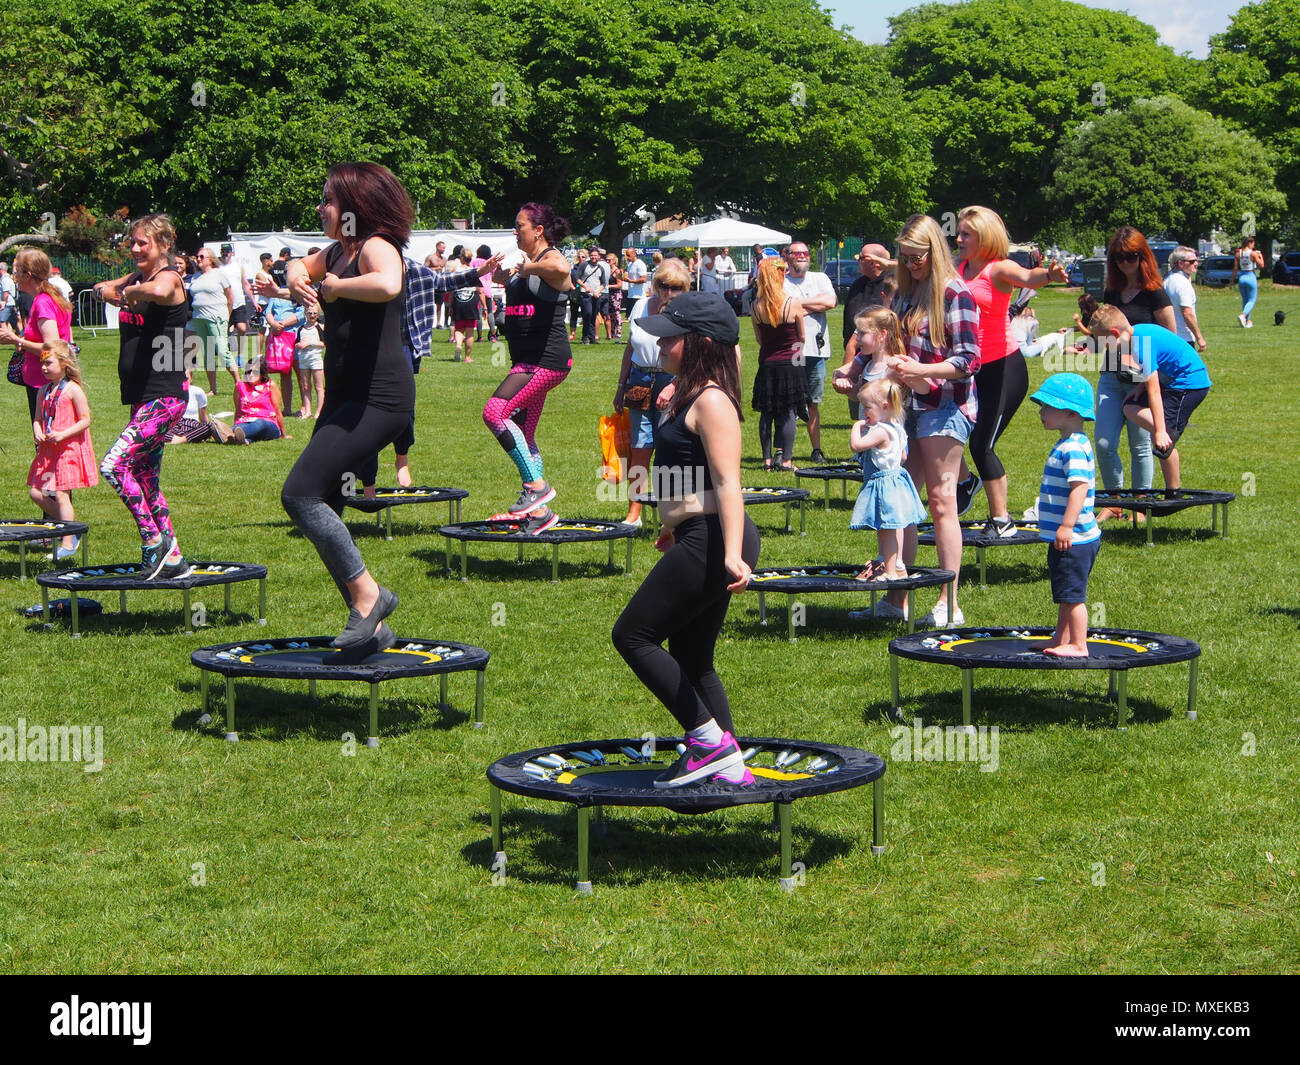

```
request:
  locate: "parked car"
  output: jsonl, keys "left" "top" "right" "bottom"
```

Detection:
{"left": 821, "top": 258, "right": 860, "bottom": 296}
{"left": 1198, "top": 256, "right": 1235, "bottom": 287}
{"left": 1066, "top": 260, "right": 1085, "bottom": 287}
{"left": 1149, "top": 240, "right": 1179, "bottom": 275}
{"left": 1272, "top": 252, "right": 1300, "bottom": 285}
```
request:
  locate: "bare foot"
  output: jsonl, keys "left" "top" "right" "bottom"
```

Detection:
{"left": 396, "top": 469, "right": 414, "bottom": 488}
{"left": 1043, "top": 644, "right": 1088, "bottom": 657}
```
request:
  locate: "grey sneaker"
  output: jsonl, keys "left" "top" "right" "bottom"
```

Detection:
{"left": 142, "top": 534, "right": 176, "bottom": 579}
{"left": 508, "top": 481, "right": 555, "bottom": 516}
{"left": 810, "top": 449, "right": 828, "bottom": 464}
{"left": 522, "top": 508, "right": 559, "bottom": 535}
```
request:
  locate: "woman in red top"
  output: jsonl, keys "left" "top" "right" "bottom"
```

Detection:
{"left": 0, "top": 248, "right": 74, "bottom": 422}
{"left": 954, "top": 206, "right": 1067, "bottom": 534}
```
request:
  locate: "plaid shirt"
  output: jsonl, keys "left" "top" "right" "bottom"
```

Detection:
{"left": 897, "top": 277, "right": 981, "bottom": 422}
{"left": 403, "top": 261, "right": 482, "bottom": 362}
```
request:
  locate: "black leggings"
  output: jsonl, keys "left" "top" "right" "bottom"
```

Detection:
{"left": 612, "top": 514, "right": 760, "bottom": 733}
{"left": 357, "top": 415, "right": 416, "bottom": 487}
{"left": 969, "top": 352, "right": 1028, "bottom": 482}
{"left": 758, "top": 409, "right": 797, "bottom": 463}
{"left": 281, "top": 400, "right": 411, "bottom": 601}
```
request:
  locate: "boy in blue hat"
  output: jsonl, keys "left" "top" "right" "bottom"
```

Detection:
{"left": 1030, "top": 373, "right": 1101, "bottom": 657}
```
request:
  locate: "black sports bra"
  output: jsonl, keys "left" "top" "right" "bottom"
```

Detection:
{"left": 653, "top": 385, "right": 738, "bottom": 498}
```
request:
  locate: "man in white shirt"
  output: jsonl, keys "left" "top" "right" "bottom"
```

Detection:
{"left": 218, "top": 244, "right": 256, "bottom": 365}
{"left": 1163, "top": 246, "right": 1206, "bottom": 351}
{"left": 783, "top": 241, "right": 837, "bottom": 463}
{"left": 624, "top": 248, "right": 647, "bottom": 300}
{"left": 0, "top": 262, "right": 15, "bottom": 325}
{"left": 48, "top": 267, "right": 74, "bottom": 302}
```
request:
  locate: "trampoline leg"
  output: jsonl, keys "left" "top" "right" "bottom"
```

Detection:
{"left": 551, "top": 543, "right": 560, "bottom": 583}
{"left": 490, "top": 785, "right": 503, "bottom": 853}
{"left": 119, "top": 589, "right": 128, "bottom": 615}
{"left": 783, "top": 501, "right": 792, "bottom": 534}
{"left": 184, "top": 587, "right": 193, "bottom": 633}
{"left": 961, "top": 669, "right": 974, "bottom": 730}
{"left": 978, "top": 547, "right": 987, "bottom": 589}
{"left": 224, "top": 582, "right": 232, "bottom": 616}
{"left": 516, "top": 543, "right": 524, "bottom": 565}
{"left": 1187, "top": 657, "right": 1199, "bottom": 721}
{"left": 70, "top": 593, "right": 80, "bottom": 638}
{"left": 199, "top": 669, "right": 209, "bottom": 716}
{"left": 624, "top": 536, "right": 633, "bottom": 575}
{"left": 224, "top": 677, "right": 237, "bottom": 742}
{"left": 366, "top": 683, "right": 380, "bottom": 748}
{"left": 1107, "top": 670, "right": 1117, "bottom": 702}
{"left": 258, "top": 578, "right": 267, "bottom": 625}
{"left": 906, "top": 590, "right": 915, "bottom": 634}
{"left": 841, "top": 479, "right": 848, "bottom": 501}
{"left": 607, "top": 540, "right": 614, "bottom": 569}
{"left": 308, "top": 678, "right": 317, "bottom": 702}
{"left": 576, "top": 807, "right": 593, "bottom": 894}
{"left": 1211, "top": 503, "right": 1218, "bottom": 534}
{"left": 824, "top": 480, "right": 831, "bottom": 509}
{"left": 787, "top": 602, "right": 796, "bottom": 643}
{"left": 777, "top": 801, "right": 796, "bottom": 890}
{"left": 461, "top": 541, "right": 469, "bottom": 581}
{"left": 890, "top": 654, "right": 901, "bottom": 720}
{"left": 1145, "top": 512, "right": 1154, "bottom": 547}
{"left": 454, "top": 499, "right": 462, "bottom": 523}
{"left": 1222, "top": 504, "right": 1229, "bottom": 538}
{"left": 18, "top": 542, "right": 26, "bottom": 582}
{"left": 384, "top": 506, "right": 393, "bottom": 541}
{"left": 758, "top": 590, "right": 767, "bottom": 626}
{"left": 474, "top": 669, "right": 485, "bottom": 728}
{"left": 1116, "top": 671, "right": 1128, "bottom": 729}
{"left": 871, "top": 778, "right": 885, "bottom": 855}
{"left": 81, "top": 533, "right": 88, "bottom": 566}
{"left": 799, "top": 499, "right": 806, "bottom": 536}
{"left": 41, "top": 585, "right": 50, "bottom": 622}
{"left": 439, "top": 673, "right": 448, "bottom": 710}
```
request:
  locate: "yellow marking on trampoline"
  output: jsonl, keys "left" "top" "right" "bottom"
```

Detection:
{"left": 552, "top": 765, "right": 812, "bottom": 784}
{"left": 946, "top": 636, "right": 1150, "bottom": 653}
{"left": 233, "top": 648, "right": 446, "bottom": 664}
{"left": 750, "top": 766, "right": 813, "bottom": 780}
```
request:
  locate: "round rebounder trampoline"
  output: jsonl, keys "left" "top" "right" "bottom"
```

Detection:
{"left": 343, "top": 486, "right": 469, "bottom": 540}
{"left": 438, "top": 518, "right": 637, "bottom": 581}
{"left": 1094, "top": 489, "right": 1235, "bottom": 546}
{"left": 747, "top": 565, "right": 955, "bottom": 638}
{"left": 916, "top": 520, "right": 1041, "bottom": 588}
{"left": 192, "top": 637, "right": 489, "bottom": 744}
{"left": 794, "top": 462, "right": 862, "bottom": 508}
{"left": 640, "top": 486, "right": 811, "bottom": 535}
{"left": 888, "top": 627, "right": 1201, "bottom": 729}
{"left": 487, "top": 737, "right": 885, "bottom": 892}
{"left": 36, "top": 562, "right": 267, "bottom": 636}
{"left": 0, "top": 519, "right": 89, "bottom": 581}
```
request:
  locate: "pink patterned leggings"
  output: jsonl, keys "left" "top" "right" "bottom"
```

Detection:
{"left": 100, "top": 396, "right": 186, "bottom": 543}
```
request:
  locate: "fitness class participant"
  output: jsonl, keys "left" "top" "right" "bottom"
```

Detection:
{"left": 612, "top": 292, "right": 759, "bottom": 789}
{"left": 485, "top": 202, "right": 574, "bottom": 534}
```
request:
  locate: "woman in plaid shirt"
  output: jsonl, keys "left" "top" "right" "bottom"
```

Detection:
{"left": 882, "top": 215, "right": 981, "bottom": 627}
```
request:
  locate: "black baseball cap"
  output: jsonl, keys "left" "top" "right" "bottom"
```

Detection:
{"left": 220, "top": 243, "right": 233, "bottom": 254}
{"left": 636, "top": 292, "right": 740, "bottom": 346}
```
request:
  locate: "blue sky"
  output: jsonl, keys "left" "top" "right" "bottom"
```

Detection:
{"left": 829, "top": 0, "right": 1244, "bottom": 58}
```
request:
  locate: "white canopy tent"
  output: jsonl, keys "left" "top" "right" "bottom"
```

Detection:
{"left": 657, "top": 219, "right": 791, "bottom": 290}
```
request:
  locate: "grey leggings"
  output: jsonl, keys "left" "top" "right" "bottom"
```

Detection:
{"left": 282, "top": 401, "right": 411, "bottom": 602}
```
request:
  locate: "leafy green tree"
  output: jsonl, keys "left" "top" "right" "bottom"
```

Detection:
{"left": 1202, "top": 0, "right": 1300, "bottom": 238}
{"left": 885, "top": 0, "right": 1198, "bottom": 238}
{"left": 1043, "top": 96, "right": 1286, "bottom": 249}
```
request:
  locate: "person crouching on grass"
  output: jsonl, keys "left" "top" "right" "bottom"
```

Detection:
{"left": 1030, "top": 374, "right": 1101, "bottom": 658}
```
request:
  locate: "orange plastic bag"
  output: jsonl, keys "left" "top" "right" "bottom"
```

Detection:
{"left": 599, "top": 411, "right": 631, "bottom": 483}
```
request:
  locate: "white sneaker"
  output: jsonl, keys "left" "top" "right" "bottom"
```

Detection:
{"left": 920, "top": 601, "right": 964, "bottom": 628}
{"left": 869, "top": 598, "right": 908, "bottom": 621}
{"left": 1022, "top": 503, "right": 1039, "bottom": 521}
{"left": 1238, "top": 313, "right": 1248, "bottom": 328}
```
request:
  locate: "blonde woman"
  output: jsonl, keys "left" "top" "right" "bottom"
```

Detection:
{"left": 749, "top": 256, "right": 805, "bottom": 470}
{"left": 614, "top": 257, "right": 690, "bottom": 525}
{"left": 881, "top": 215, "right": 981, "bottom": 626}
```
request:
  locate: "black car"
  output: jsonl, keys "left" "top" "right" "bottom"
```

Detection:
{"left": 1273, "top": 252, "right": 1300, "bottom": 285}
{"left": 821, "top": 258, "right": 861, "bottom": 296}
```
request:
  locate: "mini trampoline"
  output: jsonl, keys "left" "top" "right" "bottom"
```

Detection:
{"left": 487, "top": 737, "right": 885, "bottom": 892}
{"left": 748, "top": 565, "right": 955, "bottom": 638}
{"left": 1095, "top": 489, "right": 1235, "bottom": 546}
{"left": 917, "top": 520, "right": 1041, "bottom": 588}
{"left": 439, "top": 518, "right": 637, "bottom": 581}
{"left": 343, "top": 486, "right": 468, "bottom": 540}
{"left": 36, "top": 562, "right": 267, "bottom": 636}
{"left": 0, "top": 519, "right": 89, "bottom": 580}
{"left": 640, "top": 486, "right": 811, "bottom": 535}
{"left": 888, "top": 627, "right": 1200, "bottom": 729}
{"left": 794, "top": 462, "right": 862, "bottom": 508}
{"left": 192, "top": 636, "right": 489, "bottom": 744}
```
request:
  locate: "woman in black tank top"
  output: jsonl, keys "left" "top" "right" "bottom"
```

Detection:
{"left": 278, "top": 162, "right": 414, "bottom": 651}
{"left": 612, "top": 293, "right": 761, "bottom": 790}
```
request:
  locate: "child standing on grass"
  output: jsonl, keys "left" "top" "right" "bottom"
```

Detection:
{"left": 1030, "top": 373, "right": 1101, "bottom": 657}
{"left": 850, "top": 379, "right": 926, "bottom": 581}
{"left": 832, "top": 306, "right": 909, "bottom": 400}
{"left": 28, "top": 341, "right": 96, "bottom": 560}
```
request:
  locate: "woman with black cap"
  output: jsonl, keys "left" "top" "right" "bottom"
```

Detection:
{"left": 611, "top": 292, "right": 760, "bottom": 788}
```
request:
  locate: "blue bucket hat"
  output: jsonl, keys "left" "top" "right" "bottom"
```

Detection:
{"left": 1030, "top": 373, "right": 1095, "bottom": 420}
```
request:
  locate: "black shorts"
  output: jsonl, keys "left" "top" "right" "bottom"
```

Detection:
{"left": 1124, "top": 386, "right": 1208, "bottom": 456}
{"left": 230, "top": 302, "right": 251, "bottom": 326}
{"left": 1047, "top": 538, "right": 1100, "bottom": 604}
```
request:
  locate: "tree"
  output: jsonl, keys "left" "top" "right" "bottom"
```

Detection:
{"left": 885, "top": 0, "right": 1199, "bottom": 238}
{"left": 1202, "top": 0, "right": 1300, "bottom": 237}
{"left": 1042, "top": 96, "right": 1286, "bottom": 249}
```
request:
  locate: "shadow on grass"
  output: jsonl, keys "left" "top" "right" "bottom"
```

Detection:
{"left": 864, "top": 684, "right": 1175, "bottom": 731}
{"left": 419, "top": 551, "right": 634, "bottom": 584}
{"left": 24, "top": 606, "right": 265, "bottom": 638}
{"left": 172, "top": 677, "right": 471, "bottom": 741}
{"left": 1260, "top": 606, "right": 1300, "bottom": 628}
{"left": 961, "top": 560, "right": 1043, "bottom": 586}
{"left": 464, "top": 805, "right": 859, "bottom": 888}
{"left": 1096, "top": 524, "right": 1221, "bottom": 546}
{"left": 729, "top": 601, "right": 907, "bottom": 642}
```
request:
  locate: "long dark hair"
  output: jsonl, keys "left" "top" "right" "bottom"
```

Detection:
{"left": 668, "top": 335, "right": 742, "bottom": 420}
{"left": 325, "top": 162, "right": 413, "bottom": 248}
{"left": 1105, "top": 226, "right": 1161, "bottom": 292}
{"left": 519, "top": 202, "right": 571, "bottom": 245}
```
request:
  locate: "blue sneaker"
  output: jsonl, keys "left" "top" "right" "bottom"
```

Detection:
{"left": 141, "top": 534, "right": 175, "bottom": 579}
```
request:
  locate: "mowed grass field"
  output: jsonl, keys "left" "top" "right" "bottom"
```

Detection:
{"left": 0, "top": 283, "right": 1297, "bottom": 974}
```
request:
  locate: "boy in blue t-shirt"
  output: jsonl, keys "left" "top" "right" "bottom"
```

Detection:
{"left": 1089, "top": 304, "right": 1212, "bottom": 490}
{"left": 1031, "top": 373, "right": 1101, "bottom": 658}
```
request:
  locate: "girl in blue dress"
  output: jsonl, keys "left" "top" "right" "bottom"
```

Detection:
{"left": 850, "top": 379, "right": 927, "bottom": 582}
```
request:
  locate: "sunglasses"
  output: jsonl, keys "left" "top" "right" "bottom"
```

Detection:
{"left": 657, "top": 283, "right": 687, "bottom": 293}
{"left": 900, "top": 251, "right": 930, "bottom": 265}
{"left": 1114, "top": 251, "right": 1141, "bottom": 263}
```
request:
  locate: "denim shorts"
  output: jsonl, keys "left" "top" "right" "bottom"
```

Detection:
{"left": 906, "top": 401, "right": 973, "bottom": 444}
{"left": 625, "top": 365, "right": 672, "bottom": 449}
{"left": 1047, "top": 538, "right": 1100, "bottom": 603}
{"left": 804, "top": 357, "right": 827, "bottom": 405}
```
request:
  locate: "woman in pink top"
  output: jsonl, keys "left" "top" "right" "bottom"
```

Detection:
{"left": 229, "top": 356, "right": 290, "bottom": 443}
{"left": 0, "top": 248, "right": 74, "bottom": 422}
{"left": 954, "top": 206, "right": 1067, "bottom": 534}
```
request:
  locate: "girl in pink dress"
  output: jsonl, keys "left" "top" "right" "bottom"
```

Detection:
{"left": 28, "top": 341, "right": 97, "bottom": 559}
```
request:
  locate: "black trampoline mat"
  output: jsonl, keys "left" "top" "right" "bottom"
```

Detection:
{"left": 890, "top": 627, "right": 1200, "bottom": 670}
{"left": 489, "top": 736, "right": 884, "bottom": 813}
{"left": 637, "top": 487, "right": 810, "bottom": 507}
{"left": 1095, "top": 489, "right": 1235, "bottom": 515}
{"left": 37, "top": 561, "right": 266, "bottom": 591}
{"left": 749, "top": 564, "right": 954, "bottom": 593}
{"left": 192, "top": 636, "right": 489, "bottom": 681}
{"left": 440, "top": 518, "right": 636, "bottom": 543}
{"left": 917, "top": 520, "right": 1041, "bottom": 546}
{"left": 344, "top": 486, "right": 468, "bottom": 513}
{"left": 0, "top": 519, "right": 89, "bottom": 541}
{"left": 794, "top": 463, "right": 863, "bottom": 481}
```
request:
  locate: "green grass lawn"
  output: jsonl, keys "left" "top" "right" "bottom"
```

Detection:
{"left": 1, "top": 283, "right": 1297, "bottom": 974}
